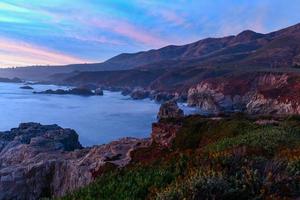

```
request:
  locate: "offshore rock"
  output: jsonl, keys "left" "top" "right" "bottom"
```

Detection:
{"left": 20, "top": 85, "right": 33, "bottom": 90}
{"left": 34, "top": 87, "right": 95, "bottom": 96}
{"left": 130, "top": 89, "right": 150, "bottom": 100}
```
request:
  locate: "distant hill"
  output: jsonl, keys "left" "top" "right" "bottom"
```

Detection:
{"left": 1, "top": 23, "right": 300, "bottom": 81}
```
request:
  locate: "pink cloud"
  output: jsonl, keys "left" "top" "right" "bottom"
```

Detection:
{"left": 0, "top": 37, "right": 86, "bottom": 68}
{"left": 90, "top": 18, "right": 168, "bottom": 47}
{"left": 159, "top": 10, "right": 186, "bottom": 26}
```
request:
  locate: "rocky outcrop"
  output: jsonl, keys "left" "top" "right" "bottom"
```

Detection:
{"left": 157, "top": 101, "right": 184, "bottom": 120}
{"left": 0, "top": 123, "right": 149, "bottom": 199}
{"left": 121, "top": 88, "right": 132, "bottom": 96}
{"left": 151, "top": 121, "right": 182, "bottom": 148}
{"left": 130, "top": 89, "right": 150, "bottom": 100}
{"left": 20, "top": 85, "right": 33, "bottom": 90}
{"left": 187, "top": 73, "right": 300, "bottom": 115}
{"left": 187, "top": 92, "right": 221, "bottom": 115}
{"left": 33, "top": 87, "right": 102, "bottom": 96}
{"left": 0, "top": 77, "right": 22, "bottom": 83}
{"left": 246, "top": 92, "right": 300, "bottom": 115}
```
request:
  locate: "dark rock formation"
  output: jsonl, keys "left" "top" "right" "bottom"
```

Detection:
{"left": 0, "top": 123, "right": 149, "bottom": 199}
{"left": 0, "top": 77, "right": 22, "bottom": 83}
{"left": 20, "top": 85, "right": 33, "bottom": 90}
{"left": 34, "top": 88, "right": 96, "bottom": 96}
{"left": 157, "top": 101, "right": 184, "bottom": 120}
{"left": 130, "top": 89, "right": 150, "bottom": 100}
{"left": 121, "top": 88, "right": 132, "bottom": 96}
{"left": 187, "top": 93, "right": 221, "bottom": 115}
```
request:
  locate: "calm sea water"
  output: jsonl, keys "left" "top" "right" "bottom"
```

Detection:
{"left": 0, "top": 82, "right": 163, "bottom": 146}
{"left": 0, "top": 82, "right": 196, "bottom": 146}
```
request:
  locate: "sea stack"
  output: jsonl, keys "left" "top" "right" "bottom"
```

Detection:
{"left": 157, "top": 101, "right": 184, "bottom": 120}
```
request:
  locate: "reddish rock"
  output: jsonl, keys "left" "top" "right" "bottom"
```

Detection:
{"left": 187, "top": 72, "right": 300, "bottom": 115}
{"left": 151, "top": 122, "right": 182, "bottom": 148}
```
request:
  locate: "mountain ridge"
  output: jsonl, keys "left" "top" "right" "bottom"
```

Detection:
{"left": 1, "top": 23, "right": 300, "bottom": 81}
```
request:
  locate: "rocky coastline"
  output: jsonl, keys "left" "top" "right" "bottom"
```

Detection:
{"left": 0, "top": 101, "right": 187, "bottom": 199}
{"left": 70, "top": 72, "right": 300, "bottom": 116}
{"left": 0, "top": 123, "right": 150, "bottom": 199}
{"left": 33, "top": 87, "right": 104, "bottom": 96}
{"left": 1, "top": 97, "right": 300, "bottom": 199}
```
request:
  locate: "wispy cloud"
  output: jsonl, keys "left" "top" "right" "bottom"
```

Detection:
{"left": 0, "top": 2, "right": 29, "bottom": 13}
{"left": 159, "top": 10, "right": 186, "bottom": 26}
{"left": 0, "top": 0, "right": 300, "bottom": 67}
{"left": 89, "top": 18, "right": 168, "bottom": 47}
{"left": 0, "top": 37, "right": 86, "bottom": 67}
{"left": 136, "top": 0, "right": 188, "bottom": 27}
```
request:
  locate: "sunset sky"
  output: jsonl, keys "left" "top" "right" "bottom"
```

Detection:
{"left": 1, "top": 0, "right": 300, "bottom": 67}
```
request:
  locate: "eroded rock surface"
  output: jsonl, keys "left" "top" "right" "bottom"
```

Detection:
{"left": 157, "top": 101, "right": 184, "bottom": 120}
{"left": 151, "top": 122, "right": 182, "bottom": 148}
{"left": 0, "top": 123, "right": 149, "bottom": 200}
{"left": 187, "top": 73, "right": 300, "bottom": 115}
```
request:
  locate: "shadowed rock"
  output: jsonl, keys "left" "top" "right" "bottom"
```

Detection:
{"left": 130, "top": 89, "right": 150, "bottom": 100}
{"left": 157, "top": 101, "right": 184, "bottom": 120}
{"left": 20, "top": 85, "right": 33, "bottom": 90}
{"left": 33, "top": 88, "right": 96, "bottom": 96}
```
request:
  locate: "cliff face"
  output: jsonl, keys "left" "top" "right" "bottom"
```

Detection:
{"left": 0, "top": 123, "right": 150, "bottom": 200}
{"left": 187, "top": 73, "right": 300, "bottom": 115}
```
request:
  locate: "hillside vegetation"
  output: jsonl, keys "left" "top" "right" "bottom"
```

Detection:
{"left": 61, "top": 115, "right": 300, "bottom": 200}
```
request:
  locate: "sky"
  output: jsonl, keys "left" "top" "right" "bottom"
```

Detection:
{"left": 1, "top": 0, "right": 300, "bottom": 68}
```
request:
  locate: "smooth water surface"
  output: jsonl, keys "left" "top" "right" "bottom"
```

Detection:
{"left": 0, "top": 82, "right": 161, "bottom": 146}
